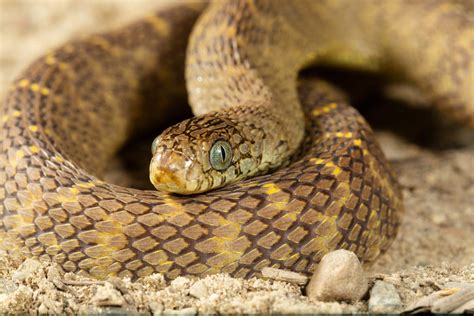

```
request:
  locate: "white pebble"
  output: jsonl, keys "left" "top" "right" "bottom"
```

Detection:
{"left": 305, "top": 249, "right": 368, "bottom": 302}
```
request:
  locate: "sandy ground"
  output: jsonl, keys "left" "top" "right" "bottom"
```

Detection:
{"left": 0, "top": 0, "right": 473, "bottom": 314}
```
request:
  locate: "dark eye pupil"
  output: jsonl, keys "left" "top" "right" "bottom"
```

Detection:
{"left": 220, "top": 146, "right": 226, "bottom": 161}
{"left": 209, "top": 140, "right": 232, "bottom": 171}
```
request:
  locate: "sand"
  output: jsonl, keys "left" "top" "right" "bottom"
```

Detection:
{"left": 0, "top": 0, "right": 473, "bottom": 314}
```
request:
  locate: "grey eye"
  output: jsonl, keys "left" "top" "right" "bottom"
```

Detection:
{"left": 151, "top": 137, "right": 160, "bottom": 154}
{"left": 210, "top": 140, "right": 233, "bottom": 171}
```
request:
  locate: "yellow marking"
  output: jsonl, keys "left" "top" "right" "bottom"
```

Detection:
{"left": 331, "top": 166, "right": 342, "bottom": 176}
{"left": 335, "top": 132, "right": 353, "bottom": 138}
{"left": 1, "top": 115, "right": 8, "bottom": 123}
{"left": 69, "top": 188, "right": 80, "bottom": 195}
{"left": 75, "top": 181, "right": 96, "bottom": 189}
{"left": 146, "top": 15, "right": 170, "bottom": 36}
{"left": 54, "top": 155, "right": 64, "bottom": 163}
{"left": 15, "top": 150, "right": 25, "bottom": 159}
{"left": 59, "top": 62, "right": 69, "bottom": 70}
{"left": 24, "top": 83, "right": 50, "bottom": 96}
{"left": 30, "top": 83, "right": 40, "bottom": 91}
{"left": 263, "top": 183, "right": 281, "bottom": 195}
{"left": 312, "top": 102, "right": 337, "bottom": 116}
{"left": 45, "top": 55, "right": 56, "bottom": 65}
{"left": 287, "top": 253, "right": 299, "bottom": 261}
{"left": 361, "top": 147, "right": 397, "bottom": 200}
{"left": 19, "top": 79, "right": 29, "bottom": 87}
{"left": 282, "top": 212, "right": 297, "bottom": 222}
{"left": 226, "top": 26, "right": 237, "bottom": 37}
{"left": 13, "top": 111, "right": 21, "bottom": 117}
{"left": 353, "top": 139, "right": 362, "bottom": 147}
{"left": 160, "top": 260, "right": 174, "bottom": 266}
{"left": 45, "top": 128, "right": 52, "bottom": 136}
{"left": 310, "top": 158, "right": 344, "bottom": 177}
{"left": 30, "top": 146, "right": 40, "bottom": 154}
{"left": 28, "top": 125, "right": 38, "bottom": 132}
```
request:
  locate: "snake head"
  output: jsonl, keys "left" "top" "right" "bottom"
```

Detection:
{"left": 149, "top": 113, "right": 259, "bottom": 194}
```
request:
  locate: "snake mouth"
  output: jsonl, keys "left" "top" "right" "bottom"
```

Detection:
{"left": 150, "top": 167, "right": 183, "bottom": 190}
{"left": 149, "top": 149, "right": 200, "bottom": 194}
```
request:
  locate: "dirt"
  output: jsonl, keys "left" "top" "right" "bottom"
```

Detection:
{"left": 0, "top": 1, "right": 473, "bottom": 314}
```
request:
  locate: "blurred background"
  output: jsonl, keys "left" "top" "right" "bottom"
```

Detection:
{"left": 0, "top": 0, "right": 164, "bottom": 98}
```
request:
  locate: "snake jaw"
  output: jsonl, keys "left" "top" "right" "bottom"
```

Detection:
{"left": 149, "top": 148, "right": 203, "bottom": 194}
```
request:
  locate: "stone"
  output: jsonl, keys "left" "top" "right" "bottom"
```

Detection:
{"left": 38, "top": 303, "right": 48, "bottom": 315}
{"left": 12, "top": 259, "right": 44, "bottom": 281}
{"left": 189, "top": 279, "right": 209, "bottom": 299}
{"left": 91, "top": 282, "right": 126, "bottom": 307}
{"left": 305, "top": 249, "right": 368, "bottom": 302}
{"left": 368, "top": 281, "right": 402, "bottom": 313}
{"left": 262, "top": 267, "right": 309, "bottom": 285}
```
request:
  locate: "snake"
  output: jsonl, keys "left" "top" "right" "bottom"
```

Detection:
{"left": 0, "top": 1, "right": 472, "bottom": 281}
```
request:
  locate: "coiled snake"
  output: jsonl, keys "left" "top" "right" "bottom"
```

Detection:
{"left": 0, "top": 1, "right": 472, "bottom": 280}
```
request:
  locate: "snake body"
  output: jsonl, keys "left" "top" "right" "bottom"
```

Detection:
{"left": 0, "top": 1, "right": 472, "bottom": 280}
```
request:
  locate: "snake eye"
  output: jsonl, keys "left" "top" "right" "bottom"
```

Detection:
{"left": 209, "top": 140, "right": 233, "bottom": 171}
{"left": 151, "top": 137, "right": 160, "bottom": 154}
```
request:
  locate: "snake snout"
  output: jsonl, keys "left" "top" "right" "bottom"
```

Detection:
{"left": 149, "top": 149, "right": 200, "bottom": 194}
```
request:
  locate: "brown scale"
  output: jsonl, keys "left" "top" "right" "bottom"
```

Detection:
{"left": 0, "top": 0, "right": 472, "bottom": 280}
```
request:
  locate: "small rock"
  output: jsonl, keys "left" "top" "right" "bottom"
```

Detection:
{"left": 107, "top": 276, "right": 128, "bottom": 294}
{"left": 262, "top": 267, "right": 308, "bottom": 285}
{"left": 12, "top": 259, "right": 43, "bottom": 281}
{"left": 150, "top": 302, "right": 164, "bottom": 315}
{"left": 0, "top": 293, "right": 8, "bottom": 304}
{"left": 305, "top": 249, "right": 368, "bottom": 302}
{"left": 91, "top": 282, "right": 126, "bottom": 307}
{"left": 368, "top": 281, "right": 402, "bottom": 313}
{"left": 0, "top": 277, "right": 18, "bottom": 293}
{"left": 46, "top": 264, "right": 66, "bottom": 290}
{"left": 170, "top": 277, "right": 190, "bottom": 289}
{"left": 38, "top": 303, "right": 48, "bottom": 315}
{"left": 189, "top": 280, "right": 210, "bottom": 299}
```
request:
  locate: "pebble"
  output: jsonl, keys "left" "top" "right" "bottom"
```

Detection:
{"left": 368, "top": 281, "right": 402, "bottom": 313}
{"left": 46, "top": 264, "right": 66, "bottom": 290}
{"left": 38, "top": 303, "right": 48, "bottom": 315}
{"left": 305, "top": 249, "right": 368, "bottom": 302}
{"left": 91, "top": 283, "right": 126, "bottom": 307}
{"left": 189, "top": 280, "right": 210, "bottom": 299}
{"left": 0, "top": 277, "right": 18, "bottom": 293}
{"left": 262, "top": 267, "right": 309, "bottom": 285}
{"left": 0, "top": 293, "right": 8, "bottom": 304}
{"left": 12, "top": 258, "right": 43, "bottom": 281}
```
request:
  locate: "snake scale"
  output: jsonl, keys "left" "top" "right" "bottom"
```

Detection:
{"left": 0, "top": 1, "right": 472, "bottom": 280}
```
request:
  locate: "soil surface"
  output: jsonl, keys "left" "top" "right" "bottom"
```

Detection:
{"left": 1, "top": 1, "right": 473, "bottom": 314}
